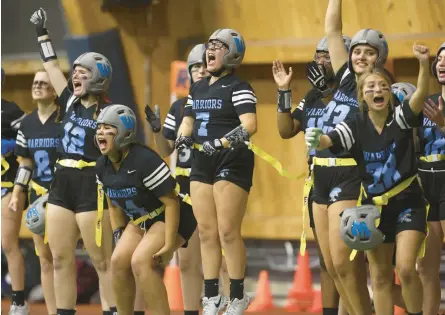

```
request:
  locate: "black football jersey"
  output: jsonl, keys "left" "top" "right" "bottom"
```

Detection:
{"left": 292, "top": 89, "right": 328, "bottom": 164}
{"left": 96, "top": 144, "right": 177, "bottom": 222}
{"left": 1, "top": 99, "right": 25, "bottom": 140}
{"left": 14, "top": 109, "right": 60, "bottom": 189}
{"left": 57, "top": 87, "right": 109, "bottom": 162}
{"left": 162, "top": 97, "right": 192, "bottom": 169}
{"left": 419, "top": 93, "right": 445, "bottom": 170}
{"left": 183, "top": 73, "right": 257, "bottom": 143}
{"left": 316, "top": 63, "right": 401, "bottom": 159}
{"left": 328, "top": 100, "right": 421, "bottom": 198}
{"left": 315, "top": 64, "right": 361, "bottom": 158}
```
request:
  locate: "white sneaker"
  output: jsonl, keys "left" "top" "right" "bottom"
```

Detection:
{"left": 202, "top": 295, "right": 227, "bottom": 315}
{"left": 223, "top": 295, "right": 251, "bottom": 315}
{"left": 9, "top": 302, "right": 29, "bottom": 315}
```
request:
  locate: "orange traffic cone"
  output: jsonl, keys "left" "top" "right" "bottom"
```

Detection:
{"left": 285, "top": 252, "right": 314, "bottom": 312}
{"left": 308, "top": 290, "right": 322, "bottom": 313}
{"left": 394, "top": 270, "right": 406, "bottom": 315}
{"left": 247, "top": 270, "right": 274, "bottom": 312}
{"left": 163, "top": 265, "right": 184, "bottom": 311}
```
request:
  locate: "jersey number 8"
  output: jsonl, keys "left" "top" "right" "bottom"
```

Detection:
{"left": 34, "top": 150, "right": 52, "bottom": 182}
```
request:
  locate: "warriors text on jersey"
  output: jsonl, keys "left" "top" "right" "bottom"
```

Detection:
{"left": 58, "top": 87, "right": 109, "bottom": 162}
{"left": 96, "top": 144, "right": 177, "bottom": 222}
{"left": 163, "top": 97, "right": 192, "bottom": 169}
{"left": 419, "top": 93, "right": 445, "bottom": 170}
{"left": 292, "top": 89, "right": 328, "bottom": 163}
{"left": 15, "top": 109, "right": 60, "bottom": 190}
{"left": 183, "top": 73, "right": 257, "bottom": 143}
{"left": 328, "top": 100, "right": 421, "bottom": 197}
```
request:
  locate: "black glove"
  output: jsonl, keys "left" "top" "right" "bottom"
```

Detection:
{"left": 30, "top": 7, "right": 48, "bottom": 37}
{"left": 202, "top": 139, "right": 223, "bottom": 156}
{"left": 144, "top": 104, "right": 161, "bottom": 133}
{"left": 175, "top": 135, "right": 193, "bottom": 150}
{"left": 113, "top": 227, "right": 124, "bottom": 245}
{"left": 306, "top": 61, "right": 330, "bottom": 96}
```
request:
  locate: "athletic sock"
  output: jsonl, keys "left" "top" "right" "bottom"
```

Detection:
{"left": 11, "top": 290, "right": 25, "bottom": 306}
{"left": 204, "top": 279, "right": 219, "bottom": 298}
{"left": 229, "top": 278, "right": 244, "bottom": 300}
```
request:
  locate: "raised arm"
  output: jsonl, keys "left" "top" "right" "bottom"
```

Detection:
{"left": 145, "top": 104, "right": 175, "bottom": 157}
{"left": 325, "top": 0, "right": 349, "bottom": 74}
{"left": 272, "top": 60, "right": 301, "bottom": 138}
{"left": 409, "top": 45, "right": 430, "bottom": 115}
{"left": 30, "top": 8, "right": 67, "bottom": 96}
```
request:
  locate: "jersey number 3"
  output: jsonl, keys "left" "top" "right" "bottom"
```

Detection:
{"left": 62, "top": 122, "right": 86, "bottom": 155}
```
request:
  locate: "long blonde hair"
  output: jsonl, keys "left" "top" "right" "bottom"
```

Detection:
{"left": 356, "top": 68, "right": 394, "bottom": 112}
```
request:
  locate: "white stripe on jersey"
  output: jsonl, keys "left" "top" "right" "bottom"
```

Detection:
{"left": 11, "top": 113, "right": 27, "bottom": 131}
{"left": 163, "top": 114, "right": 176, "bottom": 130}
{"left": 335, "top": 122, "right": 354, "bottom": 150}
{"left": 232, "top": 89, "right": 256, "bottom": 96}
{"left": 143, "top": 163, "right": 171, "bottom": 190}
{"left": 340, "top": 68, "right": 350, "bottom": 85}
{"left": 96, "top": 175, "right": 104, "bottom": 187}
{"left": 185, "top": 95, "right": 193, "bottom": 108}
{"left": 233, "top": 99, "right": 257, "bottom": 107}
{"left": 297, "top": 99, "right": 305, "bottom": 111}
{"left": 233, "top": 93, "right": 257, "bottom": 106}
{"left": 66, "top": 95, "right": 78, "bottom": 112}
{"left": 16, "top": 130, "right": 27, "bottom": 148}
{"left": 394, "top": 106, "right": 410, "bottom": 129}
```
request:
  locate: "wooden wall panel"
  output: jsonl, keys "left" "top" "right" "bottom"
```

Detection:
{"left": 241, "top": 104, "right": 310, "bottom": 240}
{"left": 2, "top": 74, "right": 38, "bottom": 113}
{"left": 198, "top": 0, "right": 445, "bottom": 63}
{"left": 236, "top": 63, "right": 314, "bottom": 239}
{"left": 60, "top": 0, "right": 207, "bottom": 147}
{"left": 394, "top": 58, "right": 442, "bottom": 95}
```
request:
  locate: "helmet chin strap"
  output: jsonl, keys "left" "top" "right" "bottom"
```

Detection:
{"left": 209, "top": 66, "right": 226, "bottom": 77}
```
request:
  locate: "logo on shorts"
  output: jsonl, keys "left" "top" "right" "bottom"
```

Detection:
{"left": 329, "top": 187, "right": 342, "bottom": 202}
{"left": 398, "top": 208, "right": 412, "bottom": 223}
{"left": 217, "top": 169, "right": 230, "bottom": 178}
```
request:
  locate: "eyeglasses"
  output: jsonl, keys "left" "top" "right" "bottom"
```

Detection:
{"left": 314, "top": 52, "right": 331, "bottom": 62}
{"left": 207, "top": 41, "right": 227, "bottom": 50}
{"left": 32, "top": 81, "right": 50, "bottom": 88}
